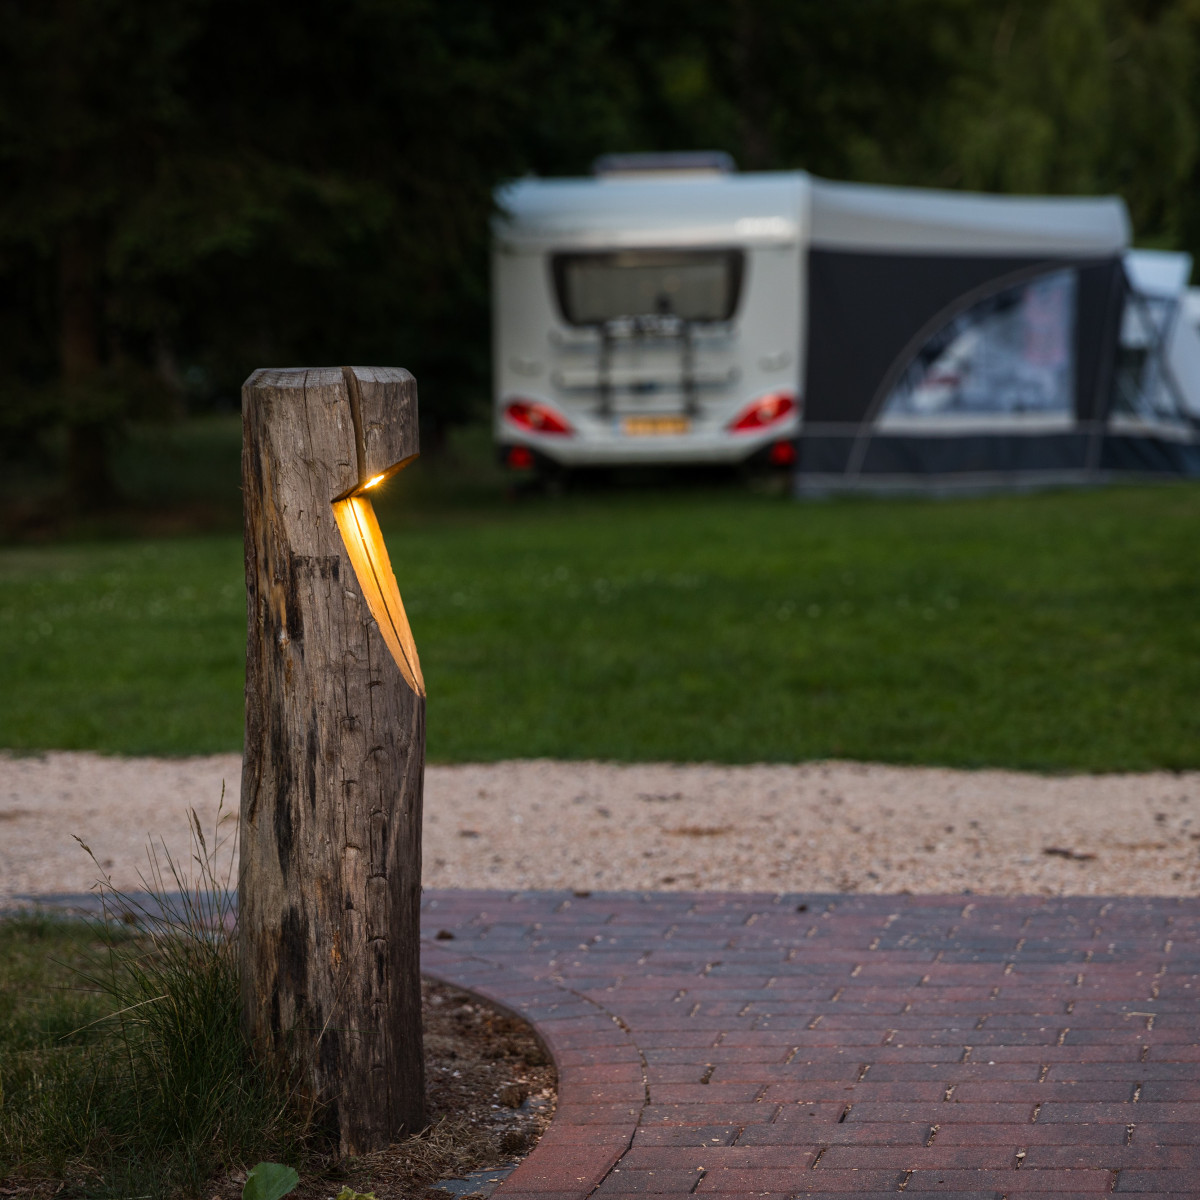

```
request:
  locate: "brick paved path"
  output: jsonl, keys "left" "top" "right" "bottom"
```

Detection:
{"left": 421, "top": 890, "right": 1200, "bottom": 1199}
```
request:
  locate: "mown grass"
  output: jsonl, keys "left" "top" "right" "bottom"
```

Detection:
{"left": 2, "top": 467, "right": 1199, "bottom": 770}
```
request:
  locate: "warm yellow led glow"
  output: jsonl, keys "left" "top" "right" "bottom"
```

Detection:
{"left": 362, "top": 473, "right": 387, "bottom": 490}
{"left": 332, "top": 494, "right": 424, "bottom": 697}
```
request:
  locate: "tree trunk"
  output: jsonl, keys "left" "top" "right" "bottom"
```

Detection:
{"left": 733, "top": 0, "right": 775, "bottom": 171}
{"left": 239, "top": 365, "right": 426, "bottom": 1154}
{"left": 59, "top": 223, "right": 117, "bottom": 509}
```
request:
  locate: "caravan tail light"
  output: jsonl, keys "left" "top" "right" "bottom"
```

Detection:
{"left": 505, "top": 399, "right": 574, "bottom": 436}
{"left": 768, "top": 439, "right": 797, "bottom": 467}
{"left": 728, "top": 391, "right": 797, "bottom": 432}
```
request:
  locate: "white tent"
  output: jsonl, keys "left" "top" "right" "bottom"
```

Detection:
{"left": 1119, "top": 250, "right": 1200, "bottom": 420}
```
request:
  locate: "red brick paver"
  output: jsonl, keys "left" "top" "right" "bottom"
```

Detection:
{"left": 421, "top": 892, "right": 1200, "bottom": 1199}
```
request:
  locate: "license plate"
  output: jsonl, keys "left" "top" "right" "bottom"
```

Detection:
{"left": 621, "top": 415, "right": 691, "bottom": 436}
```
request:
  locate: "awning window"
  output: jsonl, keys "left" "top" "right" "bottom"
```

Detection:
{"left": 881, "top": 269, "right": 1077, "bottom": 420}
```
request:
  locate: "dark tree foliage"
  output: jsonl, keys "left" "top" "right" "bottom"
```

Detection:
{"left": 0, "top": 0, "right": 207, "bottom": 500}
{"left": 1, "top": 0, "right": 1198, "bottom": 501}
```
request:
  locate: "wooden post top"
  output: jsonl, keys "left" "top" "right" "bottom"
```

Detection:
{"left": 243, "top": 365, "right": 419, "bottom": 500}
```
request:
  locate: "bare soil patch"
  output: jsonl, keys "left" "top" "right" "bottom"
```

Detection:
{"left": 282, "top": 978, "right": 556, "bottom": 1200}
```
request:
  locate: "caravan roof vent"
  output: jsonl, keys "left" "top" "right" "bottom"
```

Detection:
{"left": 592, "top": 151, "right": 737, "bottom": 179}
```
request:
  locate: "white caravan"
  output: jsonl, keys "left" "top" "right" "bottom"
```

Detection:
{"left": 493, "top": 156, "right": 1200, "bottom": 485}
{"left": 491, "top": 156, "right": 806, "bottom": 471}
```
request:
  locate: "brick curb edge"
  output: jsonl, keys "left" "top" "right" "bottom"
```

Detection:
{"left": 422, "top": 941, "right": 645, "bottom": 1199}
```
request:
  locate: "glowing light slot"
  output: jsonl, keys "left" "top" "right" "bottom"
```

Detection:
{"left": 337, "top": 453, "right": 418, "bottom": 500}
{"left": 332, "top": 494, "right": 425, "bottom": 697}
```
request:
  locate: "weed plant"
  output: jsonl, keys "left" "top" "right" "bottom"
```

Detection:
{"left": 0, "top": 803, "right": 313, "bottom": 1198}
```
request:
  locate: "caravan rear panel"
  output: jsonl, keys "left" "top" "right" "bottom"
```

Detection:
{"left": 492, "top": 172, "right": 809, "bottom": 467}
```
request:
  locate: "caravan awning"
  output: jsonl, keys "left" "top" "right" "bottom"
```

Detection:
{"left": 803, "top": 182, "right": 1131, "bottom": 436}
{"left": 495, "top": 171, "right": 1129, "bottom": 258}
{"left": 810, "top": 179, "right": 1129, "bottom": 257}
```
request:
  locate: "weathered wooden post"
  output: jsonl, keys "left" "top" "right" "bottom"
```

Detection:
{"left": 239, "top": 366, "right": 425, "bottom": 1153}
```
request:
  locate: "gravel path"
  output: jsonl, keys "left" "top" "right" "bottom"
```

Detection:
{"left": 2, "top": 752, "right": 1198, "bottom": 903}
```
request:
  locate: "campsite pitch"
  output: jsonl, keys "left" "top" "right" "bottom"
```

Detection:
{"left": 2, "top": 482, "right": 1199, "bottom": 771}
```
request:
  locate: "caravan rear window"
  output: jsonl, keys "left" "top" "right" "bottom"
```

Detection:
{"left": 552, "top": 249, "right": 743, "bottom": 326}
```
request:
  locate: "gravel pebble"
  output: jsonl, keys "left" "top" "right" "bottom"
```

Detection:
{"left": 2, "top": 752, "right": 1198, "bottom": 902}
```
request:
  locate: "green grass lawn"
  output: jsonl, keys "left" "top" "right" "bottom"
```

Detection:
{"left": 2, "top": 474, "right": 1199, "bottom": 770}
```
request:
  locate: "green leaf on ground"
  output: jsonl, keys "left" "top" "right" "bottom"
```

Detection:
{"left": 243, "top": 1161, "right": 300, "bottom": 1200}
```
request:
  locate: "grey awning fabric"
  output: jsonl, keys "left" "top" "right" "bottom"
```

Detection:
{"left": 810, "top": 179, "right": 1129, "bottom": 257}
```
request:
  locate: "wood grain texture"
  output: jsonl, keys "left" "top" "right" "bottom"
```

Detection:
{"left": 350, "top": 365, "right": 421, "bottom": 483}
{"left": 240, "top": 366, "right": 425, "bottom": 1153}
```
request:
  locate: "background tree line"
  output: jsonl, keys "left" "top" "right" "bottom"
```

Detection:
{"left": 2, "top": 0, "right": 1198, "bottom": 504}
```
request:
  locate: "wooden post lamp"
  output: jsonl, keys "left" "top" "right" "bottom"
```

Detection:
{"left": 239, "top": 366, "right": 425, "bottom": 1153}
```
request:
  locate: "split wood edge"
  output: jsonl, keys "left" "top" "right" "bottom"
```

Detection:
{"left": 333, "top": 364, "right": 424, "bottom": 697}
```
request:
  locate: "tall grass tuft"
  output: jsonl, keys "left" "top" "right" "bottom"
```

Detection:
{"left": 0, "top": 795, "right": 316, "bottom": 1198}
